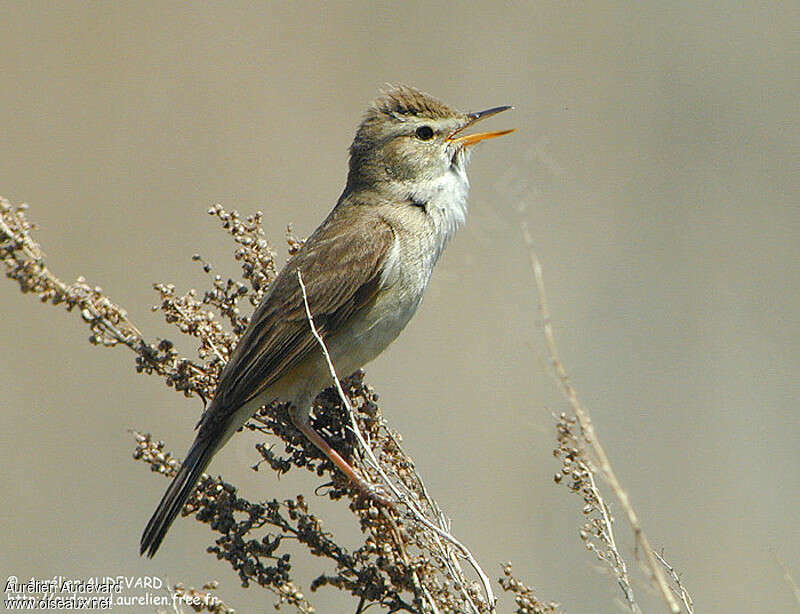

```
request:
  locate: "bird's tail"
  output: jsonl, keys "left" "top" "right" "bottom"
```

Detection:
{"left": 140, "top": 435, "right": 216, "bottom": 557}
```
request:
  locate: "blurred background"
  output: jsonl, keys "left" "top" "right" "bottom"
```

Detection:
{"left": 1, "top": 2, "right": 798, "bottom": 612}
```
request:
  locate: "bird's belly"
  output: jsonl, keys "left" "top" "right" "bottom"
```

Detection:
{"left": 326, "top": 275, "right": 425, "bottom": 375}
{"left": 239, "top": 260, "right": 428, "bottom": 422}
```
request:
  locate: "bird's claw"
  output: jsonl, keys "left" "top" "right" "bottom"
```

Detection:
{"left": 358, "top": 479, "right": 395, "bottom": 508}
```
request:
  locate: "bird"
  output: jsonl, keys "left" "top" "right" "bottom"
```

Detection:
{"left": 140, "top": 85, "right": 513, "bottom": 557}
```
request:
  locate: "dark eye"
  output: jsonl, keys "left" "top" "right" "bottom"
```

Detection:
{"left": 415, "top": 125, "right": 434, "bottom": 140}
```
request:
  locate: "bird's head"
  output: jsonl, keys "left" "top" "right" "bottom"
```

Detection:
{"left": 346, "top": 85, "right": 513, "bottom": 194}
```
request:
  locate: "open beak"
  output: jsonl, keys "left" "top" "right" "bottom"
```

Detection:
{"left": 447, "top": 105, "right": 515, "bottom": 147}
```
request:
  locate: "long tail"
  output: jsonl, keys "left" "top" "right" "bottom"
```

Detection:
{"left": 140, "top": 435, "right": 216, "bottom": 557}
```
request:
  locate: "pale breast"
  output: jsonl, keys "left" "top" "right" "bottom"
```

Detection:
{"left": 323, "top": 224, "right": 429, "bottom": 374}
{"left": 323, "top": 166, "right": 469, "bottom": 376}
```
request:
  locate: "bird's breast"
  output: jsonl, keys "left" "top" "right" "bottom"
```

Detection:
{"left": 323, "top": 228, "right": 431, "bottom": 374}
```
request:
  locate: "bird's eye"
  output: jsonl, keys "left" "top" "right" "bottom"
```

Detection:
{"left": 415, "top": 126, "right": 435, "bottom": 141}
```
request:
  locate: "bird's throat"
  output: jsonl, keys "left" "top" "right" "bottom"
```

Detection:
{"left": 410, "top": 166, "right": 471, "bottom": 263}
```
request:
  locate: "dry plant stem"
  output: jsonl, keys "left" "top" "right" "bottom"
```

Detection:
{"left": 6, "top": 197, "right": 547, "bottom": 612}
{"left": 653, "top": 551, "right": 695, "bottom": 614}
{"left": 520, "top": 222, "right": 681, "bottom": 614}
{"left": 421, "top": 585, "right": 442, "bottom": 614}
{"left": 774, "top": 555, "right": 800, "bottom": 607}
{"left": 0, "top": 204, "right": 143, "bottom": 348}
{"left": 498, "top": 563, "right": 562, "bottom": 614}
{"left": 586, "top": 467, "right": 639, "bottom": 612}
{"left": 555, "top": 410, "right": 638, "bottom": 611}
{"left": 776, "top": 558, "right": 800, "bottom": 608}
{"left": 296, "top": 271, "right": 495, "bottom": 614}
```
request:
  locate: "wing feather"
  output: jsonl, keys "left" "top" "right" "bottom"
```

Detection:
{"left": 199, "top": 208, "right": 395, "bottom": 432}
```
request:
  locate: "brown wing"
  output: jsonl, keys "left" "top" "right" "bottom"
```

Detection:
{"left": 203, "top": 207, "right": 395, "bottom": 423}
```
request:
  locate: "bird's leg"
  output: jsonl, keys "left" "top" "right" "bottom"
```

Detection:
{"left": 289, "top": 405, "right": 393, "bottom": 506}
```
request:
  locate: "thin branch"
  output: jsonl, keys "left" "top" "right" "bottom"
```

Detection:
{"left": 586, "top": 467, "right": 639, "bottom": 612}
{"left": 521, "top": 221, "right": 682, "bottom": 614}
{"left": 4, "top": 196, "right": 561, "bottom": 613}
{"left": 653, "top": 550, "right": 695, "bottom": 614}
{"left": 0, "top": 201, "right": 144, "bottom": 348}
{"left": 297, "top": 270, "right": 496, "bottom": 613}
{"left": 773, "top": 552, "right": 800, "bottom": 609}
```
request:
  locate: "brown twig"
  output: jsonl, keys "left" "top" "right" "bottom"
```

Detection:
{"left": 521, "top": 221, "right": 682, "bottom": 613}
{"left": 297, "top": 270, "right": 496, "bottom": 613}
{"left": 3, "top": 194, "right": 563, "bottom": 613}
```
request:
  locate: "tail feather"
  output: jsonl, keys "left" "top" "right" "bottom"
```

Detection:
{"left": 140, "top": 436, "right": 216, "bottom": 558}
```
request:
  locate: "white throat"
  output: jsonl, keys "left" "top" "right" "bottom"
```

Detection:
{"left": 411, "top": 163, "right": 470, "bottom": 263}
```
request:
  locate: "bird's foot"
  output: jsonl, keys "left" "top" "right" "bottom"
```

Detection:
{"left": 355, "top": 477, "right": 395, "bottom": 508}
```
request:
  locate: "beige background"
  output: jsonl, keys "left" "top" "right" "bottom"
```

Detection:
{"left": 1, "top": 2, "right": 798, "bottom": 613}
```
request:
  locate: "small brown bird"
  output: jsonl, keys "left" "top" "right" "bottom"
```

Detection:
{"left": 141, "top": 85, "right": 513, "bottom": 557}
